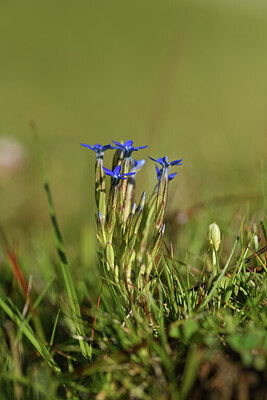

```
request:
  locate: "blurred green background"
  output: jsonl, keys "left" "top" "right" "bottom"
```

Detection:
{"left": 1, "top": 0, "right": 267, "bottom": 242}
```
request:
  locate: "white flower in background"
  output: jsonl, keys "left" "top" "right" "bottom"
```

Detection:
{"left": 0, "top": 137, "right": 25, "bottom": 175}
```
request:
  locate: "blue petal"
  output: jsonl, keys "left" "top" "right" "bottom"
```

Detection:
{"left": 112, "top": 140, "right": 124, "bottom": 148}
{"left": 122, "top": 172, "right": 136, "bottom": 177}
{"left": 148, "top": 156, "right": 159, "bottom": 163}
{"left": 113, "top": 165, "right": 121, "bottom": 174}
{"left": 156, "top": 165, "right": 161, "bottom": 180}
{"left": 102, "top": 167, "right": 114, "bottom": 177}
{"left": 124, "top": 140, "right": 133, "bottom": 147}
{"left": 135, "top": 145, "right": 148, "bottom": 150}
{"left": 170, "top": 158, "right": 183, "bottom": 166}
{"left": 134, "top": 159, "right": 146, "bottom": 171}
{"left": 168, "top": 172, "right": 177, "bottom": 181}
{"left": 102, "top": 144, "right": 114, "bottom": 151}
{"left": 80, "top": 143, "right": 94, "bottom": 150}
{"left": 157, "top": 157, "right": 165, "bottom": 165}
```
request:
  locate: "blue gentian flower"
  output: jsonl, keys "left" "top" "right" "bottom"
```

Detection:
{"left": 102, "top": 165, "right": 135, "bottom": 185}
{"left": 133, "top": 159, "right": 146, "bottom": 172}
{"left": 148, "top": 155, "right": 183, "bottom": 168}
{"left": 156, "top": 165, "right": 177, "bottom": 182}
{"left": 80, "top": 143, "right": 114, "bottom": 158}
{"left": 112, "top": 140, "right": 148, "bottom": 158}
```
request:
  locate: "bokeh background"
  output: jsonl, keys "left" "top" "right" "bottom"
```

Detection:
{"left": 1, "top": 0, "right": 267, "bottom": 252}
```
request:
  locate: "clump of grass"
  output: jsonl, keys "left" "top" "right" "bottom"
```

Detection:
{"left": 0, "top": 139, "right": 266, "bottom": 400}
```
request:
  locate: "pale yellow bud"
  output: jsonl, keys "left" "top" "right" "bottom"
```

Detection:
{"left": 208, "top": 222, "right": 221, "bottom": 251}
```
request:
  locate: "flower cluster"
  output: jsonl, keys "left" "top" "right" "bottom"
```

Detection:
{"left": 81, "top": 139, "right": 183, "bottom": 292}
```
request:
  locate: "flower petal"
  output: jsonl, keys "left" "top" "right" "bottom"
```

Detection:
{"left": 157, "top": 157, "right": 165, "bottom": 165}
{"left": 135, "top": 145, "right": 148, "bottom": 150}
{"left": 102, "top": 167, "right": 114, "bottom": 176}
{"left": 134, "top": 159, "right": 146, "bottom": 172}
{"left": 122, "top": 172, "right": 136, "bottom": 177}
{"left": 170, "top": 158, "right": 183, "bottom": 166}
{"left": 102, "top": 144, "right": 114, "bottom": 151}
{"left": 113, "top": 165, "right": 122, "bottom": 174}
{"left": 80, "top": 143, "right": 94, "bottom": 150}
{"left": 155, "top": 165, "right": 161, "bottom": 180}
{"left": 148, "top": 156, "right": 159, "bottom": 163}
{"left": 168, "top": 172, "right": 177, "bottom": 181}
{"left": 124, "top": 140, "right": 133, "bottom": 147}
{"left": 112, "top": 140, "right": 124, "bottom": 148}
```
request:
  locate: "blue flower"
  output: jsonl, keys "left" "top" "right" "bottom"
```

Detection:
{"left": 148, "top": 155, "right": 183, "bottom": 168}
{"left": 102, "top": 165, "right": 135, "bottom": 185}
{"left": 80, "top": 143, "right": 114, "bottom": 157}
{"left": 112, "top": 140, "right": 148, "bottom": 158}
{"left": 156, "top": 165, "right": 177, "bottom": 182}
{"left": 133, "top": 159, "right": 146, "bottom": 172}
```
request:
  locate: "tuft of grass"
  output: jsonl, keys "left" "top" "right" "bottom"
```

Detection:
{"left": 0, "top": 140, "right": 266, "bottom": 399}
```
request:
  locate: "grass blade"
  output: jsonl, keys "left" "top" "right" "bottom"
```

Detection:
{"left": 0, "top": 296, "right": 60, "bottom": 373}
{"left": 34, "top": 130, "right": 91, "bottom": 360}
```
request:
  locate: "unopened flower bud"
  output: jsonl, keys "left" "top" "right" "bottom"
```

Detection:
{"left": 208, "top": 222, "right": 221, "bottom": 251}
